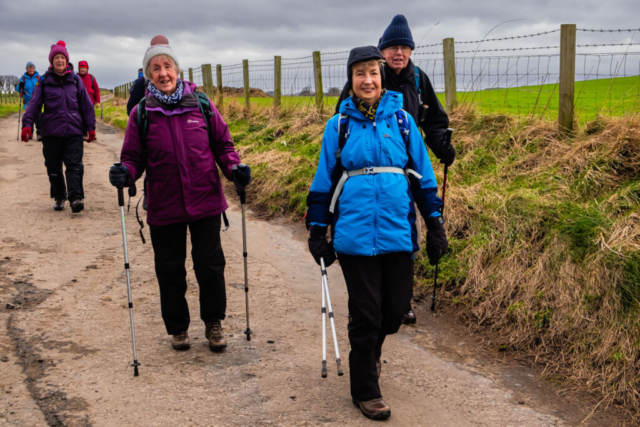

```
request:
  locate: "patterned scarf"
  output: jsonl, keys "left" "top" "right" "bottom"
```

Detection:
{"left": 148, "top": 79, "right": 184, "bottom": 105}
{"left": 353, "top": 89, "right": 386, "bottom": 121}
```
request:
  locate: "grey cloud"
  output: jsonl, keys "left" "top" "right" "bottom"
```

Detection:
{"left": 1, "top": 0, "right": 638, "bottom": 88}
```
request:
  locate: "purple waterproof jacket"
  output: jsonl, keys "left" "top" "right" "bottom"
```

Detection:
{"left": 22, "top": 66, "right": 96, "bottom": 138}
{"left": 120, "top": 80, "right": 240, "bottom": 226}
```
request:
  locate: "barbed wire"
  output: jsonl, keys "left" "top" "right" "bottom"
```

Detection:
{"left": 578, "top": 28, "right": 640, "bottom": 32}
{"left": 577, "top": 43, "right": 640, "bottom": 48}
{"left": 414, "top": 42, "right": 443, "bottom": 49}
{"left": 456, "top": 29, "right": 560, "bottom": 45}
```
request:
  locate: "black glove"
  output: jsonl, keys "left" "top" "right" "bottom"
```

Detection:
{"left": 232, "top": 163, "right": 252, "bottom": 194}
{"left": 308, "top": 225, "right": 336, "bottom": 267}
{"left": 435, "top": 144, "right": 456, "bottom": 167}
{"left": 425, "top": 216, "right": 448, "bottom": 266}
{"left": 109, "top": 163, "right": 130, "bottom": 188}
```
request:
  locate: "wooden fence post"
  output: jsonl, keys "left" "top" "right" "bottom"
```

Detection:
{"left": 188, "top": 68, "right": 193, "bottom": 84}
{"left": 558, "top": 24, "right": 577, "bottom": 132}
{"left": 313, "top": 51, "right": 324, "bottom": 111}
{"left": 202, "top": 64, "right": 214, "bottom": 99}
{"left": 443, "top": 38, "right": 457, "bottom": 112}
{"left": 274, "top": 56, "right": 282, "bottom": 109}
{"left": 243, "top": 59, "right": 250, "bottom": 112}
{"left": 180, "top": 71, "right": 184, "bottom": 80}
{"left": 216, "top": 64, "right": 223, "bottom": 111}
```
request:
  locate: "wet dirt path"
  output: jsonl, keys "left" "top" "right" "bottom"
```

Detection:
{"left": 0, "top": 116, "right": 621, "bottom": 426}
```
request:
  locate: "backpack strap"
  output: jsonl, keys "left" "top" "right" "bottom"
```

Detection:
{"left": 414, "top": 65, "right": 421, "bottom": 95}
{"left": 136, "top": 97, "right": 149, "bottom": 162}
{"left": 194, "top": 91, "right": 215, "bottom": 149}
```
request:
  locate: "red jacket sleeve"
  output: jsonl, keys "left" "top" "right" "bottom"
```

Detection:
{"left": 92, "top": 75, "right": 101, "bottom": 104}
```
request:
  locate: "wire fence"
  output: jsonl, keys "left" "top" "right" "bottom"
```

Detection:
{"left": 114, "top": 25, "right": 640, "bottom": 123}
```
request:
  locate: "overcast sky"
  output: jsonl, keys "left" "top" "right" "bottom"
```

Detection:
{"left": 1, "top": 0, "right": 638, "bottom": 89}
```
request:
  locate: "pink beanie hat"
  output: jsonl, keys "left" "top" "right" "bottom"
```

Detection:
{"left": 49, "top": 40, "right": 69, "bottom": 65}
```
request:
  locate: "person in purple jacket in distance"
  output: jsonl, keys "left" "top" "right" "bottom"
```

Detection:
{"left": 21, "top": 40, "right": 96, "bottom": 213}
{"left": 109, "top": 35, "right": 251, "bottom": 353}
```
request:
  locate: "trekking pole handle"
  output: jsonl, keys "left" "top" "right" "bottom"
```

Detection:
{"left": 232, "top": 164, "right": 247, "bottom": 204}
{"left": 115, "top": 162, "right": 125, "bottom": 207}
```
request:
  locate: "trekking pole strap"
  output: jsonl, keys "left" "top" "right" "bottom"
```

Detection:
{"left": 329, "top": 167, "right": 422, "bottom": 213}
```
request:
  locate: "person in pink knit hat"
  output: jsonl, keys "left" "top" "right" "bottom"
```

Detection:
{"left": 21, "top": 41, "right": 96, "bottom": 213}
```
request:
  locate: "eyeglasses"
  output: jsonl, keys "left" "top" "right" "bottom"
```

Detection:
{"left": 386, "top": 46, "right": 411, "bottom": 54}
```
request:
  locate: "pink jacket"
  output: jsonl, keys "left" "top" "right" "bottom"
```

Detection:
{"left": 120, "top": 80, "right": 240, "bottom": 226}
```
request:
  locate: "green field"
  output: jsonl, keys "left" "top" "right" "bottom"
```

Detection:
{"left": 0, "top": 104, "right": 20, "bottom": 118}
{"left": 218, "top": 76, "right": 639, "bottom": 122}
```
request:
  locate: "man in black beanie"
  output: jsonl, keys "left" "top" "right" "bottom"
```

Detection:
{"left": 335, "top": 14, "right": 455, "bottom": 326}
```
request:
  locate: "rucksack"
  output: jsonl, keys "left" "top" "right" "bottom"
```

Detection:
{"left": 134, "top": 91, "right": 229, "bottom": 242}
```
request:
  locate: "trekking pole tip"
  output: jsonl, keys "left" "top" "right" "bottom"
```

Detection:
{"left": 134, "top": 366, "right": 139, "bottom": 377}
{"left": 244, "top": 328, "right": 252, "bottom": 341}
{"left": 337, "top": 359, "right": 344, "bottom": 376}
{"left": 322, "top": 361, "right": 327, "bottom": 378}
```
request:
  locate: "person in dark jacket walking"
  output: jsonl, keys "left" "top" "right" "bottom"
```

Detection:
{"left": 126, "top": 68, "right": 146, "bottom": 116}
{"left": 109, "top": 35, "right": 251, "bottom": 353}
{"left": 21, "top": 41, "right": 96, "bottom": 213}
{"left": 334, "top": 14, "right": 455, "bottom": 325}
{"left": 308, "top": 46, "right": 448, "bottom": 420}
{"left": 17, "top": 62, "right": 42, "bottom": 140}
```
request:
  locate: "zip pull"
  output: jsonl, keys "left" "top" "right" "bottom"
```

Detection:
{"left": 373, "top": 121, "right": 377, "bottom": 131}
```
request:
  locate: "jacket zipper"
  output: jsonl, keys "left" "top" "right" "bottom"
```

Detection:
{"left": 373, "top": 120, "right": 379, "bottom": 255}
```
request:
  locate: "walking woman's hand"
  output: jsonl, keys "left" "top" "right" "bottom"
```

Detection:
{"left": 425, "top": 216, "right": 448, "bottom": 266}
{"left": 308, "top": 225, "right": 336, "bottom": 267}
{"left": 21, "top": 127, "right": 32, "bottom": 142}
{"left": 109, "top": 163, "right": 130, "bottom": 188}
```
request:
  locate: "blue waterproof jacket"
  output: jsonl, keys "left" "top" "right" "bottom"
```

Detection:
{"left": 307, "top": 90, "right": 442, "bottom": 256}
{"left": 17, "top": 71, "right": 41, "bottom": 108}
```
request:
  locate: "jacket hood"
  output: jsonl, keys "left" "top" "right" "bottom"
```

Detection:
{"left": 23, "top": 71, "right": 41, "bottom": 79}
{"left": 78, "top": 60, "right": 89, "bottom": 69}
{"left": 144, "top": 79, "right": 199, "bottom": 115}
{"left": 339, "top": 90, "right": 404, "bottom": 121}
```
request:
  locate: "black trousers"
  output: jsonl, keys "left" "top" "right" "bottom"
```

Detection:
{"left": 338, "top": 252, "right": 414, "bottom": 401}
{"left": 42, "top": 135, "right": 84, "bottom": 201}
{"left": 149, "top": 215, "right": 227, "bottom": 335}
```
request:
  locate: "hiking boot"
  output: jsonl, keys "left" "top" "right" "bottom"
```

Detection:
{"left": 376, "top": 358, "right": 381, "bottom": 379}
{"left": 352, "top": 398, "right": 391, "bottom": 420}
{"left": 53, "top": 199, "right": 65, "bottom": 211}
{"left": 70, "top": 199, "right": 84, "bottom": 213}
{"left": 205, "top": 320, "right": 227, "bottom": 352}
{"left": 36, "top": 134, "right": 42, "bottom": 141}
{"left": 171, "top": 331, "right": 190, "bottom": 350}
{"left": 402, "top": 309, "right": 416, "bottom": 325}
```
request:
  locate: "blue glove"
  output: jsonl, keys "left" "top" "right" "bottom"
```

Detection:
{"left": 109, "top": 163, "right": 129, "bottom": 188}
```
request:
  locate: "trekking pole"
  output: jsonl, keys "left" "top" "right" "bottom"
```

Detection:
{"left": 114, "top": 162, "right": 141, "bottom": 376}
{"left": 321, "top": 257, "right": 344, "bottom": 376}
{"left": 321, "top": 264, "right": 327, "bottom": 378}
{"left": 100, "top": 103, "right": 103, "bottom": 120}
{"left": 232, "top": 164, "right": 252, "bottom": 341}
{"left": 431, "top": 128, "right": 453, "bottom": 312}
{"left": 16, "top": 98, "right": 22, "bottom": 141}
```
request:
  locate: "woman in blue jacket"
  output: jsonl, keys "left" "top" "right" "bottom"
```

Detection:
{"left": 306, "top": 46, "right": 448, "bottom": 421}
{"left": 17, "top": 62, "right": 41, "bottom": 140}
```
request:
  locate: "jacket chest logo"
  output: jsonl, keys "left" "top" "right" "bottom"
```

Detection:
{"left": 187, "top": 119, "right": 200, "bottom": 124}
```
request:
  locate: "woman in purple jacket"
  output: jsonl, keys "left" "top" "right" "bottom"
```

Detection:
{"left": 21, "top": 40, "right": 96, "bottom": 213}
{"left": 109, "top": 35, "right": 251, "bottom": 353}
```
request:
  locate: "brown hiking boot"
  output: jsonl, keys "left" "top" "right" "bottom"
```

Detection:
{"left": 171, "top": 331, "right": 190, "bottom": 351}
{"left": 54, "top": 199, "right": 65, "bottom": 211}
{"left": 70, "top": 199, "right": 84, "bottom": 213}
{"left": 353, "top": 398, "right": 391, "bottom": 420}
{"left": 205, "top": 320, "right": 227, "bottom": 352}
{"left": 376, "top": 358, "right": 381, "bottom": 379}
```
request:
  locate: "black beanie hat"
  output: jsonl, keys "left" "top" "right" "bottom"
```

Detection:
{"left": 346, "top": 46, "right": 385, "bottom": 91}
{"left": 378, "top": 14, "right": 415, "bottom": 51}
